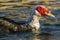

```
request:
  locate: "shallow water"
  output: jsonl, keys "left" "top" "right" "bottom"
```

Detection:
{"left": 0, "top": 0, "right": 60, "bottom": 40}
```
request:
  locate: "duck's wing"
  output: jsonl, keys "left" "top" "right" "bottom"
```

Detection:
{"left": 0, "top": 17, "right": 26, "bottom": 25}
{"left": 0, "top": 17, "right": 32, "bottom": 33}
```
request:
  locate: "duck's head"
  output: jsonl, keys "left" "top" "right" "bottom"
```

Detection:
{"left": 35, "top": 5, "right": 55, "bottom": 18}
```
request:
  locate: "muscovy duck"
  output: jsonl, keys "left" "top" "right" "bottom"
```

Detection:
{"left": 0, "top": 5, "right": 55, "bottom": 33}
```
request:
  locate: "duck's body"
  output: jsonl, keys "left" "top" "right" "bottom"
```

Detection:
{"left": 0, "top": 17, "right": 32, "bottom": 33}
{"left": 0, "top": 11, "right": 40, "bottom": 33}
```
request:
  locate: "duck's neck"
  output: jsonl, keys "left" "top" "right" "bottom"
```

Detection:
{"left": 30, "top": 15, "right": 40, "bottom": 31}
{"left": 33, "top": 15, "right": 40, "bottom": 22}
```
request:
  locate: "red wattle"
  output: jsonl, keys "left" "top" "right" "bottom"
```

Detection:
{"left": 36, "top": 6, "right": 50, "bottom": 16}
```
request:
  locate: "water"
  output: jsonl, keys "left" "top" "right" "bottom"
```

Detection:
{"left": 0, "top": 0, "right": 60, "bottom": 40}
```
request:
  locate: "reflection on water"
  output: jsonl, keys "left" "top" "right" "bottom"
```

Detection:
{"left": 31, "top": 34, "right": 54, "bottom": 40}
{"left": 0, "top": 32, "right": 57, "bottom": 40}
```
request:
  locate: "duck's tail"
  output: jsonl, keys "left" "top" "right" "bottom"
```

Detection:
{"left": 0, "top": 17, "right": 32, "bottom": 33}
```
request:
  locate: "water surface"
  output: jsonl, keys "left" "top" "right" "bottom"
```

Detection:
{"left": 0, "top": 1, "right": 60, "bottom": 40}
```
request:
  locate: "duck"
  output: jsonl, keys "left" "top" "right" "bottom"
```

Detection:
{"left": 0, "top": 5, "right": 55, "bottom": 33}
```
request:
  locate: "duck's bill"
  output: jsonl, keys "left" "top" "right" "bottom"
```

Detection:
{"left": 45, "top": 13, "right": 55, "bottom": 18}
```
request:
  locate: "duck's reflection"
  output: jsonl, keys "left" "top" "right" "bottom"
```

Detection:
{"left": 18, "top": 32, "right": 55, "bottom": 40}
{"left": 29, "top": 33, "right": 55, "bottom": 40}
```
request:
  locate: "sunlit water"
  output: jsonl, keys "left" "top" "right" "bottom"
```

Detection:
{"left": 0, "top": 1, "right": 60, "bottom": 40}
